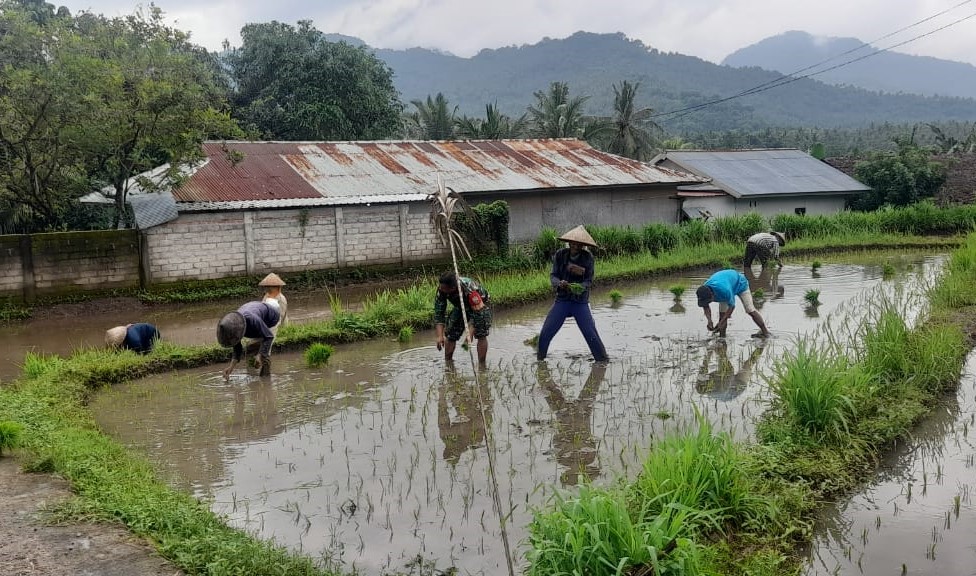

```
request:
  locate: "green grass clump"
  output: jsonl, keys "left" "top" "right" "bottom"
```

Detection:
{"left": 568, "top": 282, "right": 585, "bottom": 295}
{"left": 524, "top": 334, "right": 540, "bottom": 348}
{"left": 609, "top": 289, "right": 623, "bottom": 303}
{"left": 669, "top": 285, "right": 686, "bottom": 299}
{"left": 882, "top": 262, "right": 896, "bottom": 278}
{"left": 0, "top": 421, "right": 24, "bottom": 456}
{"left": 533, "top": 226, "right": 561, "bottom": 262}
{"left": 811, "top": 260, "right": 822, "bottom": 270}
{"left": 303, "top": 343, "right": 334, "bottom": 368}
{"left": 804, "top": 289, "right": 821, "bottom": 305}
{"left": 20, "top": 351, "right": 64, "bottom": 379}
{"left": 631, "top": 419, "right": 771, "bottom": 533}
{"left": 527, "top": 485, "right": 702, "bottom": 576}
{"left": 768, "top": 342, "right": 859, "bottom": 442}
{"left": 397, "top": 326, "right": 414, "bottom": 343}
{"left": 753, "top": 288, "right": 765, "bottom": 299}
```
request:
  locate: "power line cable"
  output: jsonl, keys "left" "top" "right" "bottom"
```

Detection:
{"left": 652, "top": 2, "right": 976, "bottom": 121}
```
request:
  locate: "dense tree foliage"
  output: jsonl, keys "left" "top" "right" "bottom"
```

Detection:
{"left": 403, "top": 93, "right": 456, "bottom": 140}
{"left": 852, "top": 141, "right": 948, "bottom": 210}
{"left": 455, "top": 103, "right": 528, "bottom": 140}
{"left": 228, "top": 20, "right": 402, "bottom": 141}
{"left": 0, "top": 0, "right": 238, "bottom": 231}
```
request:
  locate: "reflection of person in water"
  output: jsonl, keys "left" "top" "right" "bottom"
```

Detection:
{"left": 695, "top": 340, "right": 765, "bottom": 401}
{"left": 744, "top": 265, "right": 785, "bottom": 300}
{"left": 228, "top": 375, "right": 283, "bottom": 442}
{"left": 438, "top": 365, "right": 493, "bottom": 466}
{"left": 536, "top": 361, "right": 607, "bottom": 486}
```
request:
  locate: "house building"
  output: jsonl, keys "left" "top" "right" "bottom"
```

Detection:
{"left": 652, "top": 149, "right": 871, "bottom": 219}
{"left": 81, "top": 139, "right": 704, "bottom": 284}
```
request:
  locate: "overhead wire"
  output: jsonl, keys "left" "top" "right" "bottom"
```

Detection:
{"left": 651, "top": 1, "right": 976, "bottom": 121}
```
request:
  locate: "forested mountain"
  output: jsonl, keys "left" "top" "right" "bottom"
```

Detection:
{"left": 362, "top": 31, "right": 976, "bottom": 133}
{"left": 723, "top": 31, "right": 976, "bottom": 100}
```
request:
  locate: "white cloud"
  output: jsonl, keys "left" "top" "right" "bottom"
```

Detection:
{"left": 56, "top": 0, "right": 976, "bottom": 67}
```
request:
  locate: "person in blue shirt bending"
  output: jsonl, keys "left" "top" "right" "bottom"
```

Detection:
{"left": 536, "top": 226, "right": 609, "bottom": 362}
{"left": 695, "top": 269, "right": 771, "bottom": 338}
{"left": 105, "top": 323, "right": 161, "bottom": 354}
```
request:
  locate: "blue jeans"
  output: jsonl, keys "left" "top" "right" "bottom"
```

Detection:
{"left": 537, "top": 300, "right": 609, "bottom": 361}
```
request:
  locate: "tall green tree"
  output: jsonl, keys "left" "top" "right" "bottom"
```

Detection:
{"left": 527, "top": 82, "right": 596, "bottom": 139}
{"left": 228, "top": 20, "right": 402, "bottom": 141}
{"left": 404, "top": 93, "right": 457, "bottom": 140}
{"left": 589, "top": 81, "right": 661, "bottom": 160}
{"left": 852, "top": 141, "right": 947, "bottom": 210}
{"left": 0, "top": 2, "right": 89, "bottom": 232}
{"left": 455, "top": 103, "right": 528, "bottom": 140}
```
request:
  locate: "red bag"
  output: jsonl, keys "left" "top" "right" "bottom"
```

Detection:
{"left": 467, "top": 290, "right": 485, "bottom": 310}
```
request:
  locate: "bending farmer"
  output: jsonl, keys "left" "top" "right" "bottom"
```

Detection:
{"left": 696, "top": 269, "right": 770, "bottom": 338}
{"left": 434, "top": 272, "right": 492, "bottom": 364}
{"left": 744, "top": 231, "right": 786, "bottom": 269}
{"left": 105, "top": 323, "right": 160, "bottom": 355}
{"left": 537, "top": 225, "right": 609, "bottom": 362}
{"left": 217, "top": 300, "right": 281, "bottom": 379}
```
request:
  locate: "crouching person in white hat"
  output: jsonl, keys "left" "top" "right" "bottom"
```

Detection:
{"left": 217, "top": 301, "right": 280, "bottom": 379}
{"left": 259, "top": 273, "right": 288, "bottom": 339}
{"left": 105, "top": 323, "right": 161, "bottom": 355}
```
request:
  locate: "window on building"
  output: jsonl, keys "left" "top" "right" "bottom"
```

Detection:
{"left": 795, "top": 207, "right": 807, "bottom": 216}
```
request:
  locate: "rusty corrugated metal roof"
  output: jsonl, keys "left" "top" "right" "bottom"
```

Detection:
{"left": 167, "top": 139, "right": 704, "bottom": 206}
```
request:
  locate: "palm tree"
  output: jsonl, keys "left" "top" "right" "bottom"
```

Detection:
{"left": 404, "top": 93, "right": 457, "bottom": 140}
{"left": 591, "top": 81, "right": 661, "bottom": 161}
{"left": 455, "top": 103, "right": 528, "bottom": 140}
{"left": 527, "top": 82, "right": 593, "bottom": 139}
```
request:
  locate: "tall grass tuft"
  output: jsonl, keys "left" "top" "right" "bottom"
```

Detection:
{"left": 20, "top": 351, "right": 64, "bottom": 379}
{"left": 609, "top": 289, "right": 623, "bottom": 304}
{"left": 527, "top": 486, "right": 702, "bottom": 576}
{"left": 669, "top": 285, "right": 686, "bottom": 299}
{"left": 534, "top": 227, "right": 561, "bottom": 262}
{"left": 642, "top": 223, "right": 679, "bottom": 255}
{"left": 811, "top": 260, "right": 822, "bottom": 271}
{"left": 631, "top": 418, "right": 769, "bottom": 533}
{"left": 804, "top": 289, "right": 821, "bottom": 305}
{"left": 304, "top": 343, "right": 334, "bottom": 367}
{"left": 679, "top": 219, "right": 711, "bottom": 247}
{"left": 0, "top": 421, "right": 24, "bottom": 457}
{"left": 711, "top": 213, "right": 766, "bottom": 244}
{"left": 397, "top": 326, "right": 414, "bottom": 343}
{"left": 769, "top": 342, "right": 859, "bottom": 441}
{"left": 882, "top": 263, "right": 896, "bottom": 278}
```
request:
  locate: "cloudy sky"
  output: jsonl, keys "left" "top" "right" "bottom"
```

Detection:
{"left": 56, "top": 0, "right": 976, "bottom": 66}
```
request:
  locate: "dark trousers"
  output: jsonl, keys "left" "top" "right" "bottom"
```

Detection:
{"left": 743, "top": 242, "right": 768, "bottom": 268}
{"left": 537, "top": 300, "right": 609, "bottom": 361}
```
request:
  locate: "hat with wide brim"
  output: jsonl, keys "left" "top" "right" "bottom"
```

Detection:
{"left": 258, "top": 273, "right": 286, "bottom": 287}
{"left": 558, "top": 225, "right": 598, "bottom": 248}
{"left": 105, "top": 326, "right": 127, "bottom": 348}
{"left": 771, "top": 231, "right": 787, "bottom": 246}
{"left": 217, "top": 311, "right": 246, "bottom": 347}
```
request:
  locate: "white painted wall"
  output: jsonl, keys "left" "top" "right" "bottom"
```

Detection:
{"left": 683, "top": 195, "right": 849, "bottom": 219}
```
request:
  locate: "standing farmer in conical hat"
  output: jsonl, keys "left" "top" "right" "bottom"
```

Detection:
{"left": 217, "top": 300, "right": 280, "bottom": 379}
{"left": 536, "top": 225, "right": 609, "bottom": 362}
{"left": 259, "top": 272, "right": 288, "bottom": 337}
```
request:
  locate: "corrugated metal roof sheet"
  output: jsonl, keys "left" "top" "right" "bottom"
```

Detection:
{"left": 129, "top": 191, "right": 179, "bottom": 229}
{"left": 660, "top": 149, "right": 871, "bottom": 199}
{"left": 167, "top": 139, "right": 704, "bottom": 206}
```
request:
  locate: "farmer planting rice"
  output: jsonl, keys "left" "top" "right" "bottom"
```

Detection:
{"left": 217, "top": 300, "right": 281, "bottom": 378}
{"left": 743, "top": 231, "right": 787, "bottom": 269}
{"left": 105, "top": 322, "right": 161, "bottom": 355}
{"left": 536, "top": 225, "right": 609, "bottom": 362}
{"left": 696, "top": 268, "right": 771, "bottom": 338}
{"left": 433, "top": 271, "right": 492, "bottom": 364}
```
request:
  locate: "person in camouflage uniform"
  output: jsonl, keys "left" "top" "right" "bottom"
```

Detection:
{"left": 434, "top": 271, "right": 492, "bottom": 364}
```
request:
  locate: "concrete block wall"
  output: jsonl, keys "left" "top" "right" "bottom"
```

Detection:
{"left": 30, "top": 231, "right": 140, "bottom": 293}
{"left": 144, "top": 213, "right": 247, "bottom": 282}
{"left": 250, "top": 209, "right": 338, "bottom": 272}
{"left": 143, "top": 202, "right": 450, "bottom": 283}
{"left": 341, "top": 205, "right": 403, "bottom": 265}
{"left": 0, "top": 236, "right": 24, "bottom": 299}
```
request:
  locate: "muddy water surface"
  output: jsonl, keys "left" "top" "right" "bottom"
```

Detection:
{"left": 804, "top": 350, "right": 976, "bottom": 576}
{"left": 88, "top": 253, "right": 944, "bottom": 575}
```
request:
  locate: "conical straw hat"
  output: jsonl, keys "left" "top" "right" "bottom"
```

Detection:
{"left": 258, "top": 273, "right": 286, "bottom": 287}
{"left": 771, "top": 231, "right": 787, "bottom": 246}
{"left": 558, "top": 225, "right": 598, "bottom": 248}
{"left": 105, "top": 326, "right": 127, "bottom": 348}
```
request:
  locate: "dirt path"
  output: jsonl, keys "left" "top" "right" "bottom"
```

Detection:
{"left": 0, "top": 457, "right": 182, "bottom": 576}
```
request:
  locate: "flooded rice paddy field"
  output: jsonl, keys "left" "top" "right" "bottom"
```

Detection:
{"left": 803, "top": 349, "right": 976, "bottom": 576}
{"left": 86, "top": 253, "right": 954, "bottom": 575}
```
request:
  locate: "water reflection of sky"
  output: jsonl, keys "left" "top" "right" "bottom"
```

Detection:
{"left": 89, "top": 253, "right": 949, "bottom": 576}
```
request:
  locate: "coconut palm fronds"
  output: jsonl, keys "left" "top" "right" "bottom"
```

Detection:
{"left": 428, "top": 177, "right": 474, "bottom": 260}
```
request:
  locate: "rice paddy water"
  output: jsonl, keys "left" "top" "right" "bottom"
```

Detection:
{"left": 87, "top": 252, "right": 948, "bottom": 575}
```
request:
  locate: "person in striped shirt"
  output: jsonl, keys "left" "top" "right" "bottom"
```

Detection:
{"left": 744, "top": 231, "right": 787, "bottom": 268}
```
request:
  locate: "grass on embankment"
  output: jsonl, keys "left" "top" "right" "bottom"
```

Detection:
{"left": 526, "top": 233, "right": 976, "bottom": 576}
